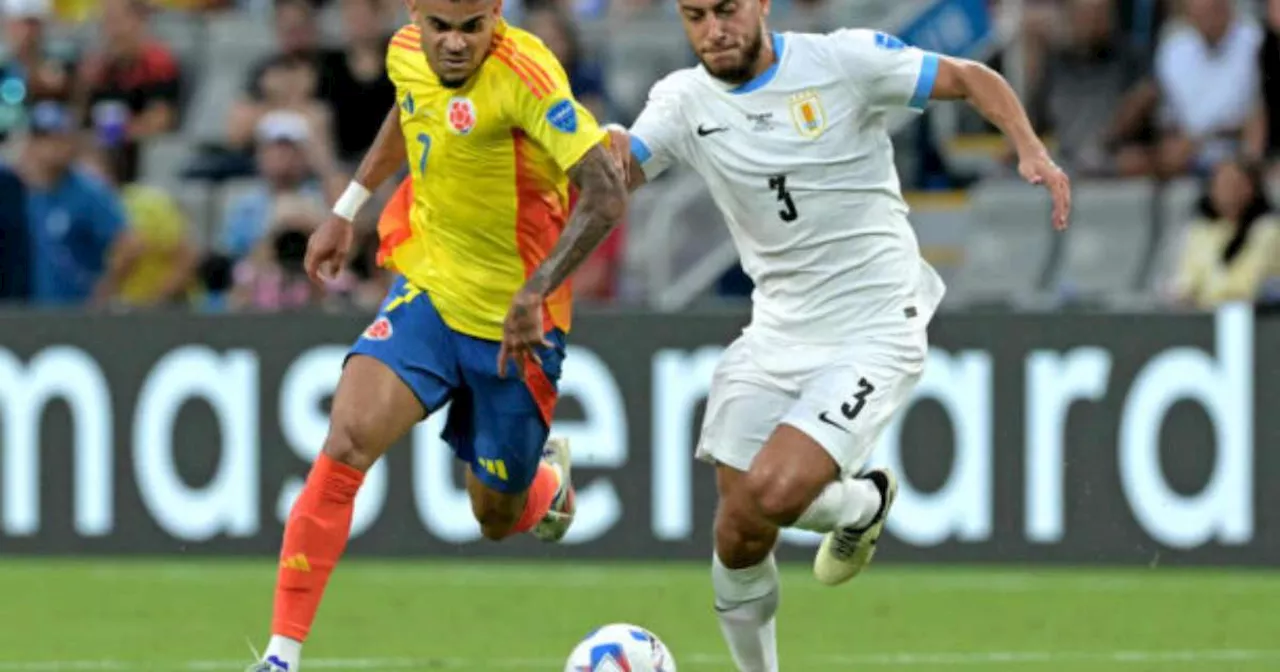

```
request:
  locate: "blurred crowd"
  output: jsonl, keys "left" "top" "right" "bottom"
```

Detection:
{"left": 0, "top": 0, "right": 1275, "bottom": 313}
{"left": 1012, "top": 0, "right": 1280, "bottom": 308}
{"left": 0, "top": 0, "right": 627, "bottom": 312}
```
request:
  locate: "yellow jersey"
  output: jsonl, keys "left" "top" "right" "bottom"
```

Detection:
{"left": 381, "top": 20, "right": 607, "bottom": 341}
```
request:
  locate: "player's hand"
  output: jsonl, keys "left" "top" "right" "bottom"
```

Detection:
{"left": 604, "top": 124, "right": 632, "bottom": 177}
{"left": 497, "top": 287, "right": 551, "bottom": 380}
{"left": 1018, "top": 152, "right": 1071, "bottom": 231}
{"left": 304, "top": 215, "right": 355, "bottom": 284}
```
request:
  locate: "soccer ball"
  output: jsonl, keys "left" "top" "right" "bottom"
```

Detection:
{"left": 563, "top": 623, "right": 677, "bottom": 672}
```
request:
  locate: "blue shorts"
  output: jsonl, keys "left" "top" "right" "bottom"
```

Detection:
{"left": 348, "top": 277, "right": 566, "bottom": 494}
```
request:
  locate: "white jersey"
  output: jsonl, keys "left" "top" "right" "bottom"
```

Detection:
{"left": 630, "top": 29, "right": 947, "bottom": 342}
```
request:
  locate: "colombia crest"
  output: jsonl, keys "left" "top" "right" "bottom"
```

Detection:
{"left": 447, "top": 96, "right": 476, "bottom": 135}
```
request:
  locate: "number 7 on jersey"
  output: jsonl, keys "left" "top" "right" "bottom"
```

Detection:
{"left": 416, "top": 133, "right": 432, "bottom": 174}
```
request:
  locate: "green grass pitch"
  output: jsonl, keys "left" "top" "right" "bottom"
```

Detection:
{"left": 0, "top": 559, "right": 1277, "bottom": 671}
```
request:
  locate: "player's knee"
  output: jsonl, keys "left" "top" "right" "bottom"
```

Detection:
{"left": 321, "top": 423, "right": 380, "bottom": 472}
{"left": 475, "top": 503, "right": 520, "bottom": 541}
{"left": 745, "top": 467, "right": 810, "bottom": 526}
{"left": 714, "top": 493, "right": 776, "bottom": 569}
{"left": 714, "top": 513, "right": 774, "bottom": 569}
{"left": 469, "top": 484, "right": 524, "bottom": 541}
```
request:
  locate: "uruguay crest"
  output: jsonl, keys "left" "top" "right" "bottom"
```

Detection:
{"left": 789, "top": 90, "right": 826, "bottom": 139}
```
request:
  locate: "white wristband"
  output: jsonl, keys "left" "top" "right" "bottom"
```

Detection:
{"left": 333, "top": 182, "right": 371, "bottom": 222}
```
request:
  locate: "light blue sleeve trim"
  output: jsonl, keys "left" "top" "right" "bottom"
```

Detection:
{"left": 630, "top": 134, "right": 653, "bottom": 164}
{"left": 730, "top": 33, "right": 786, "bottom": 95}
{"left": 909, "top": 53, "right": 940, "bottom": 110}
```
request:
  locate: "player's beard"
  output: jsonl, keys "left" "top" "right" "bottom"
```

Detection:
{"left": 701, "top": 25, "right": 765, "bottom": 85}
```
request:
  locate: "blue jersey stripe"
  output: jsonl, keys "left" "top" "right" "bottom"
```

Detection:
{"left": 909, "top": 53, "right": 940, "bottom": 110}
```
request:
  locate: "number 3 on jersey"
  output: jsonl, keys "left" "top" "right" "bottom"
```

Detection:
{"left": 769, "top": 174, "right": 799, "bottom": 222}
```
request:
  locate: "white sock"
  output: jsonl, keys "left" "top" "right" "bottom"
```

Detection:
{"left": 712, "top": 553, "right": 780, "bottom": 672}
{"left": 263, "top": 636, "right": 302, "bottom": 670}
{"left": 792, "top": 477, "right": 881, "bottom": 533}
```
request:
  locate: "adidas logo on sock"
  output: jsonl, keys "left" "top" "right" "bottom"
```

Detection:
{"left": 280, "top": 553, "right": 311, "bottom": 572}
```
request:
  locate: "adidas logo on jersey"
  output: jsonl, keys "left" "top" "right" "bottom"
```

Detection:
{"left": 280, "top": 553, "right": 311, "bottom": 572}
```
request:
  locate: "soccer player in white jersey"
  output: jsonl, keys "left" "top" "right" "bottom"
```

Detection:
{"left": 605, "top": 0, "right": 1071, "bottom": 670}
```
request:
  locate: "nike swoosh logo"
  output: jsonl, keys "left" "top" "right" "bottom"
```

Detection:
{"left": 818, "top": 412, "right": 850, "bottom": 433}
{"left": 697, "top": 125, "right": 728, "bottom": 137}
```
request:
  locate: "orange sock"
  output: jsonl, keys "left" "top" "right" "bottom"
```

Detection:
{"left": 511, "top": 463, "right": 561, "bottom": 534}
{"left": 271, "top": 453, "right": 364, "bottom": 642}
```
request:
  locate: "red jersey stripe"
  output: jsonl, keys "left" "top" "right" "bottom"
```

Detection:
{"left": 509, "top": 50, "right": 556, "bottom": 96}
{"left": 511, "top": 129, "right": 572, "bottom": 333}
{"left": 491, "top": 50, "right": 547, "bottom": 99}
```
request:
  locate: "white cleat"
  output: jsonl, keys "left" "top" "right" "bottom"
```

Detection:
{"left": 813, "top": 468, "right": 898, "bottom": 586}
{"left": 244, "top": 657, "right": 291, "bottom": 672}
{"left": 531, "top": 437, "right": 575, "bottom": 542}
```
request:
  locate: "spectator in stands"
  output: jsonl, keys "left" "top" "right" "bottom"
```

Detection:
{"left": 194, "top": 252, "right": 233, "bottom": 312}
{"left": 1170, "top": 158, "right": 1280, "bottom": 309}
{"left": 243, "top": 0, "right": 328, "bottom": 95}
{"left": 1032, "top": 0, "right": 1159, "bottom": 177}
{"left": 83, "top": 145, "right": 199, "bottom": 308}
{"left": 229, "top": 0, "right": 365, "bottom": 168}
{"left": 226, "top": 52, "right": 338, "bottom": 168}
{"left": 0, "top": 0, "right": 79, "bottom": 143}
{"left": 72, "top": 0, "right": 182, "bottom": 185}
{"left": 342, "top": 227, "right": 393, "bottom": 310}
{"left": 1, "top": 0, "right": 76, "bottom": 102}
{"left": 1254, "top": 0, "right": 1280, "bottom": 163}
{"left": 1154, "top": 0, "right": 1263, "bottom": 177}
{"left": 0, "top": 163, "right": 30, "bottom": 301}
{"left": 220, "top": 110, "right": 334, "bottom": 260}
{"left": 523, "top": 2, "right": 611, "bottom": 121}
{"left": 321, "top": 0, "right": 397, "bottom": 168}
{"left": 51, "top": 0, "right": 95, "bottom": 23}
{"left": 11, "top": 101, "right": 141, "bottom": 306}
{"left": 228, "top": 193, "right": 325, "bottom": 311}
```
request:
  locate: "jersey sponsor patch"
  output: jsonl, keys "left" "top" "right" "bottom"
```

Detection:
{"left": 447, "top": 96, "right": 476, "bottom": 134}
{"left": 874, "top": 32, "right": 907, "bottom": 50}
{"left": 546, "top": 98, "right": 578, "bottom": 133}
{"left": 363, "top": 316, "right": 393, "bottom": 341}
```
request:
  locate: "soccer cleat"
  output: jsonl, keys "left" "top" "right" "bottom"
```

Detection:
{"left": 531, "top": 437, "right": 575, "bottom": 542}
{"left": 813, "top": 468, "right": 898, "bottom": 586}
{"left": 244, "top": 656, "right": 290, "bottom": 672}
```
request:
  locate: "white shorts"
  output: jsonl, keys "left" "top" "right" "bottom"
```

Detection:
{"left": 695, "top": 327, "right": 927, "bottom": 477}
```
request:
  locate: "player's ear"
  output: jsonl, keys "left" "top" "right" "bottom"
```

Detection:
{"left": 493, "top": 0, "right": 504, "bottom": 18}
{"left": 758, "top": 0, "right": 771, "bottom": 19}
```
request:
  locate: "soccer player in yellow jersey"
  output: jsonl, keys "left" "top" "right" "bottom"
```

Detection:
{"left": 246, "top": 1, "right": 626, "bottom": 669}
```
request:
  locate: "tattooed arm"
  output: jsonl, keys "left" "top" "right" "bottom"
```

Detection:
{"left": 527, "top": 144, "right": 628, "bottom": 295}
{"left": 497, "top": 142, "right": 628, "bottom": 377}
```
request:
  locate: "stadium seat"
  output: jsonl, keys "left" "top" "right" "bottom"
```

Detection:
{"left": 1048, "top": 179, "right": 1157, "bottom": 301}
{"left": 1143, "top": 177, "right": 1203, "bottom": 296}
{"left": 603, "top": 19, "right": 697, "bottom": 122}
{"left": 140, "top": 136, "right": 194, "bottom": 191}
{"left": 944, "top": 179, "right": 1056, "bottom": 308}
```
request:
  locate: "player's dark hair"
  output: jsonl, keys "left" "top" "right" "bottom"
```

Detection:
{"left": 1195, "top": 157, "right": 1273, "bottom": 264}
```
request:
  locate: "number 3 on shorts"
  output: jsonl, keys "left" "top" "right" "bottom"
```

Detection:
{"left": 840, "top": 377, "right": 875, "bottom": 420}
